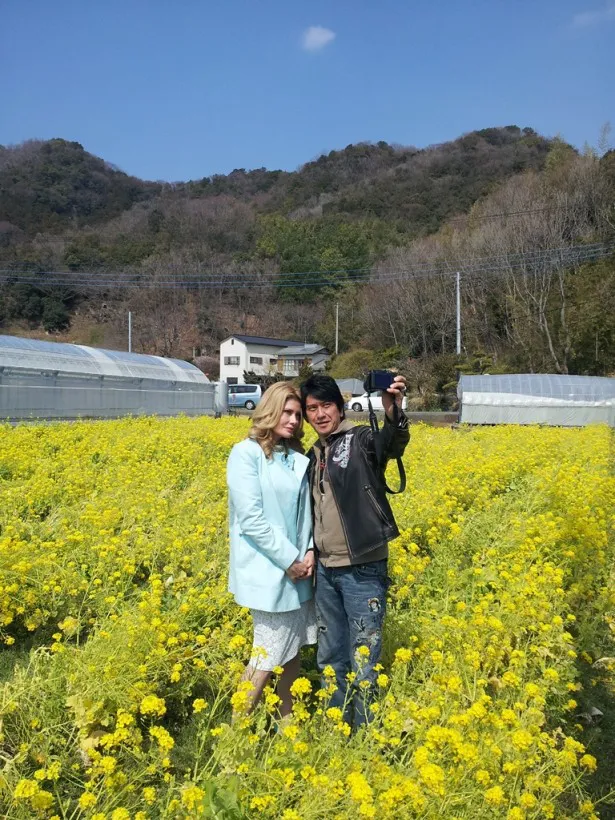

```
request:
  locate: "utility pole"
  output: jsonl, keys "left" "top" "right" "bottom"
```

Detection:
{"left": 128, "top": 311, "right": 132, "bottom": 353}
{"left": 455, "top": 272, "right": 461, "bottom": 355}
{"left": 335, "top": 302, "right": 339, "bottom": 355}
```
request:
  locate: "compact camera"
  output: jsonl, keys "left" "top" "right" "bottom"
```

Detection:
{"left": 363, "top": 369, "right": 395, "bottom": 394}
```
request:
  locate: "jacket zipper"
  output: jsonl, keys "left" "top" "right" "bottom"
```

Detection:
{"left": 364, "top": 484, "right": 389, "bottom": 524}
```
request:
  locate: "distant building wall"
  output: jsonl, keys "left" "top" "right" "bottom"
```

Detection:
{"left": 0, "top": 371, "right": 217, "bottom": 420}
{"left": 458, "top": 374, "right": 615, "bottom": 427}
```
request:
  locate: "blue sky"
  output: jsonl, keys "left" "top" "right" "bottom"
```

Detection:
{"left": 2, "top": 0, "right": 613, "bottom": 181}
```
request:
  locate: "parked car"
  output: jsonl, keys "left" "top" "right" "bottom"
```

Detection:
{"left": 228, "top": 383, "right": 262, "bottom": 409}
{"left": 345, "top": 392, "right": 408, "bottom": 412}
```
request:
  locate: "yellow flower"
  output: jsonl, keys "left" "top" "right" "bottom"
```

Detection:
{"left": 519, "top": 792, "right": 537, "bottom": 808}
{"left": 182, "top": 784, "right": 205, "bottom": 810}
{"left": 511, "top": 729, "right": 533, "bottom": 751}
{"left": 149, "top": 725, "right": 175, "bottom": 750}
{"left": 290, "top": 677, "right": 312, "bottom": 697}
{"left": 484, "top": 786, "right": 505, "bottom": 806}
{"left": 250, "top": 795, "right": 275, "bottom": 810}
{"left": 192, "top": 698, "right": 208, "bottom": 713}
{"left": 139, "top": 695, "right": 166, "bottom": 717}
{"left": 580, "top": 754, "right": 597, "bottom": 772}
{"left": 78, "top": 792, "right": 97, "bottom": 809}
{"left": 14, "top": 780, "right": 39, "bottom": 800}
{"left": 143, "top": 786, "right": 156, "bottom": 804}
{"left": 347, "top": 771, "right": 373, "bottom": 803}
{"left": 265, "top": 691, "right": 282, "bottom": 710}
{"left": 31, "top": 789, "right": 54, "bottom": 811}
{"left": 228, "top": 634, "right": 247, "bottom": 650}
{"left": 418, "top": 763, "right": 445, "bottom": 796}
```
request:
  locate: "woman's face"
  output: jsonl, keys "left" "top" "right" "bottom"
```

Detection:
{"left": 272, "top": 398, "right": 302, "bottom": 441}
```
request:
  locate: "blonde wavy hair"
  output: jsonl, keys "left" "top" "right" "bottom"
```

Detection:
{"left": 249, "top": 382, "right": 304, "bottom": 458}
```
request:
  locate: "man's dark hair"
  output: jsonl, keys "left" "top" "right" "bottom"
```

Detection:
{"left": 300, "top": 374, "right": 345, "bottom": 415}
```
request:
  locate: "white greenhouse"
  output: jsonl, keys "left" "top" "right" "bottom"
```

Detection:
{"left": 458, "top": 374, "right": 615, "bottom": 427}
{"left": 0, "top": 335, "right": 224, "bottom": 421}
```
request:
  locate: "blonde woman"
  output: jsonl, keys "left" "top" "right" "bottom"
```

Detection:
{"left": 227, "top": 382, "right": 316, "bottom": 716}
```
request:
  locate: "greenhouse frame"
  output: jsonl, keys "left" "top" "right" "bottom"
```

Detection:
{"left": 0, "top": 335, "right": 223, "bottom": 421}
{"left": 458, "top": 374, "right": 615, "bottom": 427}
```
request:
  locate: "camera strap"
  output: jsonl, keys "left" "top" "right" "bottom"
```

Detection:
{"left": 367, "top": 397, "right": 407, "bottom": 494}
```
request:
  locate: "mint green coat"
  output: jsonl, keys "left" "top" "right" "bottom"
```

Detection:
{"left": 227, "top": 438, "right": 313, "bottom": 612}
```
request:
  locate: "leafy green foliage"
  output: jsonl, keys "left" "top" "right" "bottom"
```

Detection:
{"left": 241, "top": 371, "right": 287, "bottom": 389}
{"left": 326, "top": 349, "right": 378, "bottom": 378}
{"left": 256, "top": 215, "right": 401, "bottom": 299}
{"left": 41, "top": 299, "right": 70, "bottom": 332}
{"left": 0, "top": 282, "right": 74, "bottom": 330}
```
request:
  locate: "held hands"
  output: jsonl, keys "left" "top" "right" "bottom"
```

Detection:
{"left": 382, "top": 374, "right": 407, "bottom": 420}
{"left": 286, "top": 550, "right": 315, "bottom": 582}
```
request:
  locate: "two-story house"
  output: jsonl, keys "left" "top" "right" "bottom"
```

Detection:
{"left": 275, "top": 344, "right": 329, "bottom": 377}
{"left": 219, "top": 335, "right": 329, "bottom": 384}
{"left": 219, "top": 335, "right": 303, "bottom": 384}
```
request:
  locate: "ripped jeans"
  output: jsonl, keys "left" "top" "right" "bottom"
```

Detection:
{"left": 315, "top": 558, "right": 388, "bottom": 728}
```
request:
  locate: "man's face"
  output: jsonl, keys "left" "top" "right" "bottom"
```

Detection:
{"left": 304, "top": 395, "right": 343, "bottom": 438}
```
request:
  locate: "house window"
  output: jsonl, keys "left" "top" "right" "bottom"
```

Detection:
{"left": 250, "top": 356, "right": 263, "bottom": 365}
{"left": 283, "top": 359, "right": 300, "bottom": 373}
{"left": 224, "top": 356, "right": 240, "bottom": 366}
{"left": 227, "top": 378, "right": 238, "bottom": 385}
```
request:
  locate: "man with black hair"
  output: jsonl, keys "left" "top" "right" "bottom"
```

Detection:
{"left": 299, "top": 373, "right": 408, "bottom": 727}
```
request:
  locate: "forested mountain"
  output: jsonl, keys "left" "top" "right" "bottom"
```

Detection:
{"left": 0, "top": 127, "right": 556, "bottom": 287}
{"left": 1, "top": 126, "right": 614, "bottom": 400}
{"left": 0, "top": 139, "right": 160, "bottom": 234}
{"left": 2, "top": 126, "right": 551, "bottom": 237}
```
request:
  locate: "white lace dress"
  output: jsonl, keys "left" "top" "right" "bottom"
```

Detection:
{"left": 251, "top": 599, "right": 317, "bottom": 670}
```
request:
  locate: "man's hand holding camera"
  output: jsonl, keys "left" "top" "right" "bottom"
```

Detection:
{"left": 382, "top": 374, "right": 407, "bottom": 420}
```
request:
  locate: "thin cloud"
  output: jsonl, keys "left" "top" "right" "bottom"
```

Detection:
{"left": 301, "top": 25, "right": 336, "bottom": 52}
{"left": 571, "top": 1, "right": 615, "bottom": 27}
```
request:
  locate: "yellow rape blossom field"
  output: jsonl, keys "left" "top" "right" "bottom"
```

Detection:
{"left": 1, "top": 417, "right": 614, "bottom": 819}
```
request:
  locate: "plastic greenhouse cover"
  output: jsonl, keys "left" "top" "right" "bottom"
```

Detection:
{"left": 458, "top": 374, "right": 615, "bottom": 402}
{"left": 0, "top": 335, "right": 209, "bottom": 384}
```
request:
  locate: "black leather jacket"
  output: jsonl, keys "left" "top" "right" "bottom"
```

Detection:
{"left": 308, "top": 414, "right": 409, "bottom": 559}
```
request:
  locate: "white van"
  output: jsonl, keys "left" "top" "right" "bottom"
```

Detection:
{"left": 228, "top": 384, "right": 262, "bottom": 410}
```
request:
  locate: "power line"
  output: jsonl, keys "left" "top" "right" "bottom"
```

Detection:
{"left": 0, "top": 242, "right": 613, "bottom": 291}
{"left": 1, "top": 241, "right": 612, "bottom": 283}
{"left": 446, "top": 205, "right": 568, "bottom": 224}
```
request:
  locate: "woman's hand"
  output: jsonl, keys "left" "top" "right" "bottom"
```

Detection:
{"left": 286, "top": 559, "right": 308, "bottom": 582}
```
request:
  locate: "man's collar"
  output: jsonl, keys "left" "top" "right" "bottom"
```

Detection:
{"left": 316, "top": 418, "right": 354, "bottom": 445}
